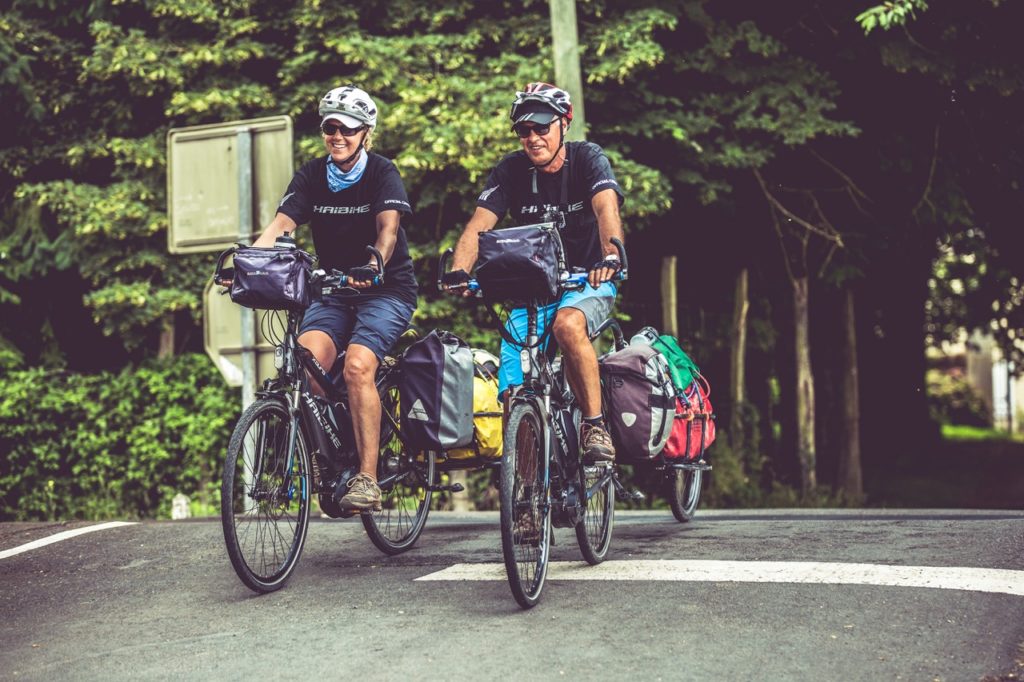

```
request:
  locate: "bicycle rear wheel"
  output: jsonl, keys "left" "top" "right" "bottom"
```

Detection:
{"left": 499, "top": 401, "right": 551, "bottom": 609}
{"left": 575, "top": 463, "right": 615, "bottom": 564}
{"left": 362, "top": 379, "right": 436, "bottom": 554}
{"left": 221, "top": 398, "right": 311, "bottom": 593}
{"left": 668, "top": 467, "right": 703, "bottom": 522}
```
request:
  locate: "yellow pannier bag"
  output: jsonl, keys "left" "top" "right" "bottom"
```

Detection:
{"left": 447, "top": 349, "right": 503, "bottom": 460}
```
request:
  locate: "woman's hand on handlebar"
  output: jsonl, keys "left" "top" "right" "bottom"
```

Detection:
{"left": 347, "top": 262, "right": 381, "bottom": 289}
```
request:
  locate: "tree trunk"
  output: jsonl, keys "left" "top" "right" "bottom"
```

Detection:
{"left": 836, "top": 287, "right": 864, "bottom": 501}
{"left": 793, "top": 276, "right": 817, "bottom": 495}
{"left": 661, "top": 255, "right": 678, "bottom": 338}
{"left": 730, "top": 268, "right": 749, "bottom": 453}
{"left": 158, "top": 314, "right": 175, "bottom": 360}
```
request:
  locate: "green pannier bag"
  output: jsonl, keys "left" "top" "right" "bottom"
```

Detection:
{"left": 651, "top": 334, "right": 700, "bottom": 393}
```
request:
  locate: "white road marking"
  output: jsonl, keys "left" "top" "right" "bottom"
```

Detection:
{"left": 415, "top": 560, "right": 1024, "bottom": 597}
{"left": 0, "top": 521, "right": 138, "bottom": 560}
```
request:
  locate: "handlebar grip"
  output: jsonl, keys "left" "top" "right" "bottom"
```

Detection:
{"left": 365, "top": 245, "right": 385, "bottom": 278}
{"left": 610, "top": 237, "right": 628, "bottom": 279}
{"left": 437, "top": 248, "right": 454, "bottom": 292}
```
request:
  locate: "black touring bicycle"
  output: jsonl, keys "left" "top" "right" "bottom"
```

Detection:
{"left": 440, "top": 219, "right": 636, "bottom": 608}
{"left": 214, "top": 241, "right": 446, "bottom": 593}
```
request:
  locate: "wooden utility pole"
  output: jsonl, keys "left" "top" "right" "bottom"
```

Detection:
{"left": 661, "top": 256, "right": 679, "bottom": 337}
{"left": 730, "top": 269, "right": 749, "bottom": 450}
{"left": 549, "top": 0, "right": 587, "bottom": 141}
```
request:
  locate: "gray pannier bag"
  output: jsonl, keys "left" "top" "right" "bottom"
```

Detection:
{"left": 399, "top": 330, "right": 475, "bottom": 451}
{"left": 599, "top": 344, "right": 677, "bottom": 461}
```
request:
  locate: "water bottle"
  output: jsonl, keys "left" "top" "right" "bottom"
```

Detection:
{"left": 275, "top": 231, "right": 297, "bottom": 249}
{"left": 629, "top": 325, "right": 660, "bottom": 347}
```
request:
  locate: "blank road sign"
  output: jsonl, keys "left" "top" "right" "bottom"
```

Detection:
{"left": 203, "top": 278, "right": 279, "bottom": 387}
{"left": 167, "top": 116, "right": 294, "bottom": 254}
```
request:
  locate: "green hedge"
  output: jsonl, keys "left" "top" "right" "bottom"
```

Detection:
{"left": 0, "top": 354, "right": 239, "bottom": 521}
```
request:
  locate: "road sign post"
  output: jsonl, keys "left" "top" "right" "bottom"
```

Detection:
{"left": 166, "top": 116, "right": 294, "bottom": 405}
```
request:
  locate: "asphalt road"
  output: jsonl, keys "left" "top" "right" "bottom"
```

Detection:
{"left": 1, "top": 509, "right": 1023, "bottom": 681}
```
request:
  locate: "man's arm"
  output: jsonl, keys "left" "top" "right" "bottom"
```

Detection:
{"left": 450, "top": 206, "right": 500, "bottom": 273}
{"left": 589, "top": 188, "right": 625, "bottom": 287}
{"left": 252, "top": 212, "right": 299, "bottom": 248}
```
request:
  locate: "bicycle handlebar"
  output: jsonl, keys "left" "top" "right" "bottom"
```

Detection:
{"left": 436, "top": 237, "right": 627, "bottom": 297}
{"left": 312, "top": 245, "right": 385, "bottom": 296}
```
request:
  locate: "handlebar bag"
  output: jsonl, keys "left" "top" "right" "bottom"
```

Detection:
{"left": 399, "top": 330, "right": 475, "bottom": 452}
{"left": 599, "top": 344, "right": 677, "bottom": 461}
{"left": 217, "top": 246, "right": 316, "bottom": 311}
{"left": 476, "top": 225, "right": 560, "bottom": 303}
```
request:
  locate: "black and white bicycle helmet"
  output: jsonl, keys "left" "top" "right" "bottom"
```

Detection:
{"left": 509, "top": 82, "right": 573, "bottom": 127}
{"left": 319, "top": 85, "right": 378, "bottom": 129}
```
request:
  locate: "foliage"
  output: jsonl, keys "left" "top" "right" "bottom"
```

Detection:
{"left": 941, "top": 423, "right": 1024, "bottom": 443}
{"left": 856, "top": 1, "right": 929, "bottom": 34}
{"left": 926, "top": 368, "right": 991, "bottom": 427}
{"left": 0, "top": 354, "right": 238, "bottom": 520}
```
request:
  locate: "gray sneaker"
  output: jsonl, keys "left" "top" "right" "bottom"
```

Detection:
{"left": 338, "top": 473, "right": 382, "bottom": 513}
{"left": 582, "top": 423, "right": 615, "bottom": 464}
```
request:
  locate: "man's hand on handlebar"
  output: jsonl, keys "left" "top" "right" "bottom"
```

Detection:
{"left": 441, "top": 269, "right": 475, "bottom": 297}
{"left": 588, "top": 255, "right": 622, "bottom": 289}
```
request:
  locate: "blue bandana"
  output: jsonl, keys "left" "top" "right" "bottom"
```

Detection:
{"left": 326, "top": 150, "right": 368, "bottom": 192}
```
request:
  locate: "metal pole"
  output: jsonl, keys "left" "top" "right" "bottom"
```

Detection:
{"left": 237, "top": 128, "right": 256, "bottom": 413}
{"left": 549, "top": 0, "right": 587, "bottom": 141}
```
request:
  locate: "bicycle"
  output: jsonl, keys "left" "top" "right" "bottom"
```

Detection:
{"left": 216, "top": 246, "right": 442, "bottom": 593}
{"left": 440, "top": 223, "right": 634, "bottom": 608}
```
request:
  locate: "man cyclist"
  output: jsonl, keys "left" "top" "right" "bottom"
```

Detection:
{"left": 252, "top": 85, "right": 416, "bottom": 513}
{"left": 443, "top": 82, "right": 625, "bottom": 463}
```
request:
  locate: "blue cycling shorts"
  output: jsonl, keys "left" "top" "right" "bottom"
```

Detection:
{"left": 498, "top": 282, "right": 616, "bottom": 398}
{"left": 299, "top": 294, "right": 415, "bottom": 361}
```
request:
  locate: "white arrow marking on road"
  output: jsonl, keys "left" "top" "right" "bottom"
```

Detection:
{"left": 415, "top": 560, "right": 1024, "bottom": 597}
{"left": 0, "top": 521, "right": 138, "bottom": 560}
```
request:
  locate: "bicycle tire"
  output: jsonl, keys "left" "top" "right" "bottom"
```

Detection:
{"left": 575, "top": 462, "right": 615, "bottom": 564}
{"left": 362, "top": 377, "right": 436, "bottom": 554}
{"left": 499, "top": 401, "right": 551, "bottom": 609}
{"left": 668, "top": 467, "right": 703, "bottom": 523}
{"left": 221, "top": 398, "right": 311, "bottom": 593}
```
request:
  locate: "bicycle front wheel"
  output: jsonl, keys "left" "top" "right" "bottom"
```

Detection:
{"left": 221, "top": 398, "right": 311, "bottom": 593}
{"left": 362, "top": 378, "right": 436, "bottom": 555}
{"left": 668, "top": 467, "right": 704, "bottom": 523}
{"left": 499, "top": 401, "right": 551, "bottom": 609}
{"left": 575, "top": 463, "right": 615, "bottom": 564}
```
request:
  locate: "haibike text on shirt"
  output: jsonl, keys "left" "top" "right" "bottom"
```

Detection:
{"left": 520, "top": 201, "right": 585, "bottom": 216}
{"left": 313, "top": 204, "right": 371, "bottom": 214}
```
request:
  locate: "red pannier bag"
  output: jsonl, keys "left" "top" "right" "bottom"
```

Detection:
{"left": 662, "top": 375, "right": 715, "bottom": 460}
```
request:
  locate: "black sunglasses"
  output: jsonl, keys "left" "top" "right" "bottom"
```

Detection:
{"left": 513, "top": 121, "right": 554, "bottom": 138}
{"left": 321, "top": 122, "right": 367, "bottom": 137}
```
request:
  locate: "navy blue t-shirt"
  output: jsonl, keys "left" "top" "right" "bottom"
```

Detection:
{"left": 475, "top": 141, "right": 624, "bottom": 269}
{"left": 277, "top": 153, "right": 417, "bottom": 305}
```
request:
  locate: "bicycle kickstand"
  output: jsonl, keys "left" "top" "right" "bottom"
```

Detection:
{"left": 612, "top": 472, "right": 645, "bottom": 503}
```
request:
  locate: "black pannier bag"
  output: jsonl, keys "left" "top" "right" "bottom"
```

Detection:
{"left": 399, "top": 330, "right": 475, "bottom": 452}
{"left": 476, "top": 224, "right": 560, "bottom": 302}
{"left": 215, "top": 245, "right": 316, "bottom": 311}
{"left": 599, "top": 344, "right": 677, "bottom": 461}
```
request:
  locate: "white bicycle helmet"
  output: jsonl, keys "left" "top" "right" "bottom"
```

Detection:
{"left": 319, "top": 85, "right": 378, "bottom": 129}
{"left": 510, "top": 82, "right": 573, "bottom": 127}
